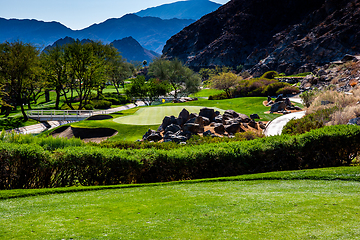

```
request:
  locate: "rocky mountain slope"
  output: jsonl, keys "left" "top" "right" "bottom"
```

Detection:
{"left": 163, "top": 0, "right": 360, "bottom": 76}
{"left": 135, "top": 0, "right": 221, "bottom": 20}
{"left": 45, "top": 36, "right": 159, "bottom": 63}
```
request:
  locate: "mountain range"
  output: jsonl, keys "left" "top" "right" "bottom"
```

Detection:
{"left": 0, "top": 14, "right": 193, "bottom": 53}
{"left": 45, "top": 36, "right": 160, "bottom": 63}
{"left": 135, "top": 0, "right": 221, "bottom": 20}
{"left": 163, "top": 0, "right": 360, "bottom": 75}
{"left": 0, "top": 0, "right": 222, "bottom": 54}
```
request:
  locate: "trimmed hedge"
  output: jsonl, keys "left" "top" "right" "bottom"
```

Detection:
{"left": 0, "top": 125, "right": 359, "bottom": 189}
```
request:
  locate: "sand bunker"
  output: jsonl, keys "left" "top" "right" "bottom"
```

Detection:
{"left": 51, "top": 126, "right": 118, "bottom": 143}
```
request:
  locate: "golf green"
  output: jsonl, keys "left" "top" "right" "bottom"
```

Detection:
{"left": 113, "top": 106, "right": 224, "bottom": 125}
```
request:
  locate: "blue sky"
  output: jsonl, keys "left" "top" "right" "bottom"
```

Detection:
{"left": 1, "top": 0, "right": 230, "bottom": 30}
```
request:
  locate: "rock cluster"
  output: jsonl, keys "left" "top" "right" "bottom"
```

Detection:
{"left": 298, "top": 56, "right": 360, "bottom": 92}
{"left": 142, "top": 108, "right": 266, "bottom": 143}
{"left": 267, "top": 95, "right": 302, "bottom": 114}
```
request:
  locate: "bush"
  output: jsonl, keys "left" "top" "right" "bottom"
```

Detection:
{"left": 84, "top": 104, "right": 94, "bottom": 110}
{"left": 1, "top": 125, "right": 360, "bottom": 189}
{"left": 0, "top": 142, "right": 51, "bottom": 189}
{"left": 261, "top": 71, "right": 279, "bottom": 79}
{"left": 233, "top": 78, "right": 277, "bottom": 97}
{"left": 282, "top": 107, "right": 337, "bottom": 135}
{"left": 0, "top": 116, "right": 26, "bottom": 130}
{"left": 262, "top": 82, "right": 290, "bottom": 96}
{"left": 91, "top": 100, "right": 112, "bottom": 109}
{"left": 208, "top": 92, "right": 229, "bottom": 100}
{"left": 103, "top": 93, "right": 132, "bottom": 105}
{"left": 275, "top": 86, "right": 300, "bottom": 96}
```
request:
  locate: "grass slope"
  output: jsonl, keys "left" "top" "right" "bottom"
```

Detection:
{"left": 1, "top": 169, "right": 360, "bottom": 239}
{"left": 113, "top": 106, "right": 224, "bottom": 125}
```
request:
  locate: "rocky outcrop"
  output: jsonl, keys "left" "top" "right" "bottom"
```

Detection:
{"left": 163, "top": 0, "right": 360, "bottom": 75}
{"left": 142, "top": 107, "right": 262, "bottom": 142}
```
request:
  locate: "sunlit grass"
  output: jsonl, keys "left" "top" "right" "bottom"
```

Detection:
{"left": 1, "top": 172, "right": 360, "bottom": 239}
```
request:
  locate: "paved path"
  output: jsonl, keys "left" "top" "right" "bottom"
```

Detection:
{"left": 10, "top": 101, "right": 146, "bottom": 134}
{"left": 264, "top": 111, "right": 306, "bottom": 136}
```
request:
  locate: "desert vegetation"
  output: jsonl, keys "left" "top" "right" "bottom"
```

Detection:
{"left": 207, "top": 70, "right": 300, "bottom": 100}
{"left": 283, "top": 88, "right": 360, "bottom": 134}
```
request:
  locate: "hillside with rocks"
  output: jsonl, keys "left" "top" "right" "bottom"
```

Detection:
{"left": 299, "top": 55, "right": 360, "bottom": 92}
{"left": 163, "top": 0, "right": 360, "bottom": 76}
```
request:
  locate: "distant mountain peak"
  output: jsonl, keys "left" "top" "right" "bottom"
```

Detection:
{"left": 135, "top": 0, "right": 221, "bottom": 20}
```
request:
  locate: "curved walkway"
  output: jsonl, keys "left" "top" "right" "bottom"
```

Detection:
{"left": 264, "top": 111, "right": 306, "bottom": 136}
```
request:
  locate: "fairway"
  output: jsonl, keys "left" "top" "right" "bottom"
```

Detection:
{"left": 113, "top": 105, "right": 224, "bottom": 125}
{"left": 1, "top": 180, "right": 360, "bottom": 239}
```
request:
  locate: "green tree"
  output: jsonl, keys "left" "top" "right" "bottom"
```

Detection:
{"left": 149, "top": 58, "right": 200, "bottom": 98}
{"left": 126, "top": 76, "right": 170, "bottom": 106}
{"left": 40, "top": 44, "right": 67, "bottom": 109}
{"left": 63, "top": 41, "right": 116, "bottom": 110}
{"left": 0, "top": 41, "right": 39, "bottom": 120}
{"left": 210, "top": 72, "right": 241, "bottom": 98}
{"left": 107, "top": 57, "right": 133, "bottom": 95}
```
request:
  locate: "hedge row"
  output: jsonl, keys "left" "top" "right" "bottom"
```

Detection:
{"left": 1, "top": 125, "right": 359, "bottom": 189}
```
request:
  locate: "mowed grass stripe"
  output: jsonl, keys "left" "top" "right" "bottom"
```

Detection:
{"left": 113, "top": 106, "right": 224, "bottom": 125}
{"left": 1, "top": 180, "right": 360, "bottom": 239}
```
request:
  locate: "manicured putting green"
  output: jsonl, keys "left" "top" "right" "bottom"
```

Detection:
{"left": 113, "top": 106, "right": 224, "bottom": 125}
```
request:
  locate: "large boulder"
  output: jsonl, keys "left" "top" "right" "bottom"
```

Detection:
{"left": 177, "top": 108, "right": 190, "bottom": 125}
{"left": 164, "top": 124, "right": 182, "bottom": 133}
{"left": 214, "top": 115, "right": 223, "bottom": 123}
{"left": 200, "top": 116, "right": 211, "bottom": 126}
{"left": 224, "top": 110, "right": 239, "bottom": 118}
{"left": 186, "top": 116, "right": 204, "bottom": 128}
{"left": 183, "top": 123, "right": 204, "bottom": 133}
{"left": 143, "top": 129, "right": 162, "bottom": 141}
{"left": 199, "top": 107, "right": 216, "bottom": 122}
{"left": 250, "top": 114, "right": 260, "bottom": 120}
{"left": 237, "top": 113, "right": 251, "bottom": 123}
{"left": 270, "top": 101, "right": 286, "bottom": 112}
{"left": 225, "top": 123, "right": 243, "bottom": 134}
{"left": 214, "top": 123, "right": 225, "bottom": 134}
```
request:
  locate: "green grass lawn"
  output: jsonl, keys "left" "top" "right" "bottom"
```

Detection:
{"left": 189, "top": 88, "right": 224, "bottom": 98}
{"left": 1, "top": 167, "right": 360, "bottom": 239}
{"left": 113, "top": 106, "right": 225, "bottom": 125}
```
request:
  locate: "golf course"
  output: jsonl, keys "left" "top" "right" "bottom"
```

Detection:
{"left": 1, "top": 167, "right": 360, "bottom": 239}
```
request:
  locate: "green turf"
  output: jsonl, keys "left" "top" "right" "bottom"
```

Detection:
{"left": 1, "top": 177, "right": 360, "bottom": 239}
{"left": 113, "top": 106, "right": 225, "bottom": 125}
{"left": 189, "top": 88, "right": 224, "bottom": 98}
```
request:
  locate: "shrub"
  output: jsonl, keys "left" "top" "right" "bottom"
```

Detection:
{"left": 282, "top": 107, "right": 337, "bottom": 135}
{"left": 261, "top": 71, "right": 278, "bottom": 79}
{"left": 275, "top": 86, "right": 300, "bottom": 96}
{"left": 91, "top": 100, "right": 112, "bottom": 109}
{"left": 2, "top": 125, "right": 360, "bottom": 189}
{"left": 262, "top": 82, "right": 290, "bottom": 96}
{"left": 84, "top": 104, "right": 94, "bottom": 110}
{"left": 300, "top": 88, "right": 320, "bottom": 108}
{"left": 0, "top": 116, "right": 26, "bottom": 130}
{"left": 0, "top": 142, "right": 51, "bottom": 189}
{"left": 208, "top": 92, "right": 229, "bottom": 100}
